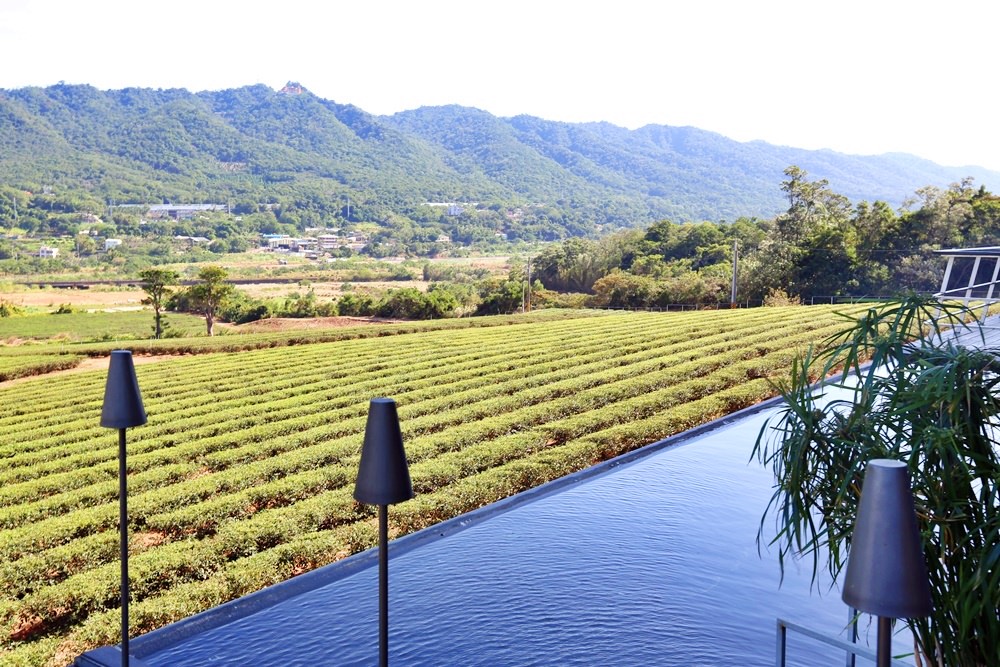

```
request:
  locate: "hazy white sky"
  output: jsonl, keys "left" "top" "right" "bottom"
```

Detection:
{"left": 2, "top": 0, "right": 997, "bottom": 170}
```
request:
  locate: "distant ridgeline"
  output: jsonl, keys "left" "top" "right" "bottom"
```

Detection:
{"left": 1, "top": 81, "right": 999, "bottom": 243}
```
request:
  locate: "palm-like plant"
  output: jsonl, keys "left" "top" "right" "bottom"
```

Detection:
{"left": 754, "top": 296, "right": 1000, "bottom": 666}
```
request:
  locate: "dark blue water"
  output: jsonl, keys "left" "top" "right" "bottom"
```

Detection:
{"left": 138, "top": 403, "right": 865, "bottom": 666}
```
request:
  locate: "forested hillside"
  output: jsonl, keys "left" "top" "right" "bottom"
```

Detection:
{"left": 2, "top": 82, "right": 998, "bottom": 241}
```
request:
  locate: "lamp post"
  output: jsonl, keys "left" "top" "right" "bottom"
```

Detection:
{"left": 354, "top": 398, "right": 414, "bottom": 667}
{"left": 100, "top": 351, "right": 147, "bottom": 667}
{"left": 841, "top": 460, "right": 933, "bottom": 667}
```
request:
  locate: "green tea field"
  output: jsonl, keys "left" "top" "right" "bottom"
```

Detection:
{"left": 0, "top": 306, "right": 864, "bottom": 666}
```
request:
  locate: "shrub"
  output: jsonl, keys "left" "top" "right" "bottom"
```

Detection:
{"left": 0, "top": 299, "right": 24, "bottom": 318}
{"left": 763, "top": 288, "right": 800, "bottom": 307}
{"left": 335, "top": 293, "right": 375, "bottom": 317}
{"left": 375, "top": 288, "right": 457, "bottom": 320}
{"left": 755, "top": 296, "right": 999, "bottom": 666}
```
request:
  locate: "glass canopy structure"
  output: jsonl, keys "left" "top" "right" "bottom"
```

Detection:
{"left": 935, "top": 246, "right": 1000, "bottom": 319}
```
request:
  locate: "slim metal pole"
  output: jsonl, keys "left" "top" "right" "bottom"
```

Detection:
{"left": 379, "top": 504, "right": 388, "bottom": 667}
{"left": 845, "top": 606, "right": 857, "bottom": 667}
{"left": 876, "top": 616, "right": 891, "bottom": 667}
{"left": 775, "top": 619, "right": 787, "bottom": 667}
{"left": 118, "top": 428, "right": 130, "bottom": 667}
{"left": 526, "top": 259, "right": 531, "bottom": 312}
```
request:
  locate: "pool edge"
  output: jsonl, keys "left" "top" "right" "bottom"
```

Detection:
{"left": 130, "top": 392, "right": 790, "bottom": 658}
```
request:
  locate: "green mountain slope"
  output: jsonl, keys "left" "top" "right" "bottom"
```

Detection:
{"left": 1, "top": 83, "right": 997, "bottom": 230}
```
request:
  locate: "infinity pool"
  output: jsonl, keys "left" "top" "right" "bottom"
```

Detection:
{"left": 131, "top": 397, "right": 862, "bottom": 666}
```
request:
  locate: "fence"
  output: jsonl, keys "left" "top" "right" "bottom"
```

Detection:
{"left": 775, "top": 617, "right": 913, "bottom": 667}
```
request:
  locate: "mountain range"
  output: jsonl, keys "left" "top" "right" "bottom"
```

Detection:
{"left": 2, "top": 82, "right": 997, "bottom": 228}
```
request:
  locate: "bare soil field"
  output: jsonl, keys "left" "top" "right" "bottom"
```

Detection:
{"left": 0, "top": 288, "right": 146, "bottom": 309}
{"left": 237, "top": 280, "right": 428, "bottom": 299}
{"left": 0, "top": 279, "right": 429, "bottom": 308}
{"left": 234, "top": 316, "right": 405, "bottom": 332}
{"left": 0, "top": 353, "right": 182, "bottom": 389}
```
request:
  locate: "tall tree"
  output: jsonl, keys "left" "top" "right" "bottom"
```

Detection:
{"left": 531, "top": 237, "right": 622, "bottom": 293}
{"left": 139, "top": 267, "right": 179, "bottom": 339}
{"left": 777, "top": 165, "right": 851, "bottom": 244}
{"left": 188, "top": 266, "right": 233, "bottom": 336}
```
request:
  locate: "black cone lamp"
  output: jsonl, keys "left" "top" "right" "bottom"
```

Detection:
{"left": 354, "top": 398, "right": 414, "bottom": 667}
{"left": 841, "top": 460, "right": 932, "bottom": 667}
{"left": 100, "top": 351, "right": 147, "bottom": 667}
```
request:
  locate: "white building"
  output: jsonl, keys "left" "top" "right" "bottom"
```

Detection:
{"left": 38, "top": 246, "right": 59, "bottom": 258}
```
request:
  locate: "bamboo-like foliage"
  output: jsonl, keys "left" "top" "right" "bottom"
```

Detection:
{"left": 754, "top": 295, "right": 1000, "bottom": 666}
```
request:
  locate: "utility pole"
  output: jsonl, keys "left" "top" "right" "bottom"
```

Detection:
{"left": 730, "top": 240, "right": 739, "bottom": 308}
{"left": 526, "top": 257, "right": 532, "bottom": 312}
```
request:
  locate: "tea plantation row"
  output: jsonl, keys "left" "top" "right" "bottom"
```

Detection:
{"left": 0, "top": 306, "right": 864, "bottom": 665}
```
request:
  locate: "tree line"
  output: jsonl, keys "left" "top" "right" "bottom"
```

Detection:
{"left": 529, "top": 167, "right": 1000, "bottom": 306}
{"left": 138, "top": 266, "right": 494, "bottom": 336}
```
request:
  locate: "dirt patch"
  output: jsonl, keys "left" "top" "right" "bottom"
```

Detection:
{"left": 74, "top": 355, "right": 180, "bottom": 373}
{"left": 9, "top": 614, "right": 46, "bottom": 641}
{"left": 51, "top": 641, "right": 91, "bottom": 667}
{"left": 235, "top": 316, "right": 404, "bottom": 332}
{"left": 0, "top": 354, "right": 184, "bottom": 389}
{"left": 132, "top": 531, "right": 168, "bottom": 552}
{"left": 0, "top": 289, "right": 146, "bottom": 309}
{"left": 237, "top": 280, "right": 428, "bottom": 300}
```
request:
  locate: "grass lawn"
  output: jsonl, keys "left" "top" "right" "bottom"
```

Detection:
{"left": 0, "top": 310, "right": 208, "bottom": 343}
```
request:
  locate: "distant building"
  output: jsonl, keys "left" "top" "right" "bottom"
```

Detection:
{"left": 317, "top": 235, "right": 342, "bottom": 251}
{"left": 173, "top": 236, "right": 210, "bottom": 249}
{"left": 104, "top": 238, "right": 123, "bottom": 251}
{"left": 294, "top": 238, "right": 318, "bottom": 253}
{"left": 38, "top": 246, "right": 59, "bottom": 258}
{"left": 263, "top": 234, "right": 294, "bottom": 251}
{"left": 422, "top": 202, "right": 475, "bottom": 216}
{"left": 145, "top": 204, "right": 227, "bottom": 220}
{"left": 261, "top": 235, "right": 319, "bottom": 252}
{"left": 261, "top": 232, "right": 365, "bottom": 254}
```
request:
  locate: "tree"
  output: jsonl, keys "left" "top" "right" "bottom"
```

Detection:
{"left": 187, "top": 266, "right": 234, "bottom": 336}
{"left": 336, "top": 293, "right": 374, "bottom": 317}
{"left": 777, "top": 166, "right": 851, "bottom": 243}
{"left": 139, "top": 268, "right": 179, "bottom": 339}
{"left": 754, "top": 296, "right": 999, "bottom": 666}
{"left": 74, "top": 234, "right": 97, "bottom": 257}
{"left": 375, "top": 287, "right": 457, "bottom": 319}
{"left": 588, "top": 270, "right": 656, "bottom": 308}
{"left": 531, "top": 238, "right": 620, "bottom": 293}
{"left": 475, "top": 279, "right": 523, "bottom": 315}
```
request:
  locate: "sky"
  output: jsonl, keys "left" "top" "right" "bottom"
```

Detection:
{"left": 1, "top": 0, "right": 998, "bottom": 171}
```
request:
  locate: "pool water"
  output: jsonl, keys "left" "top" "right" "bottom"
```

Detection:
{"left": 135, "top": 400, "right": 867, "bottom": 666}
